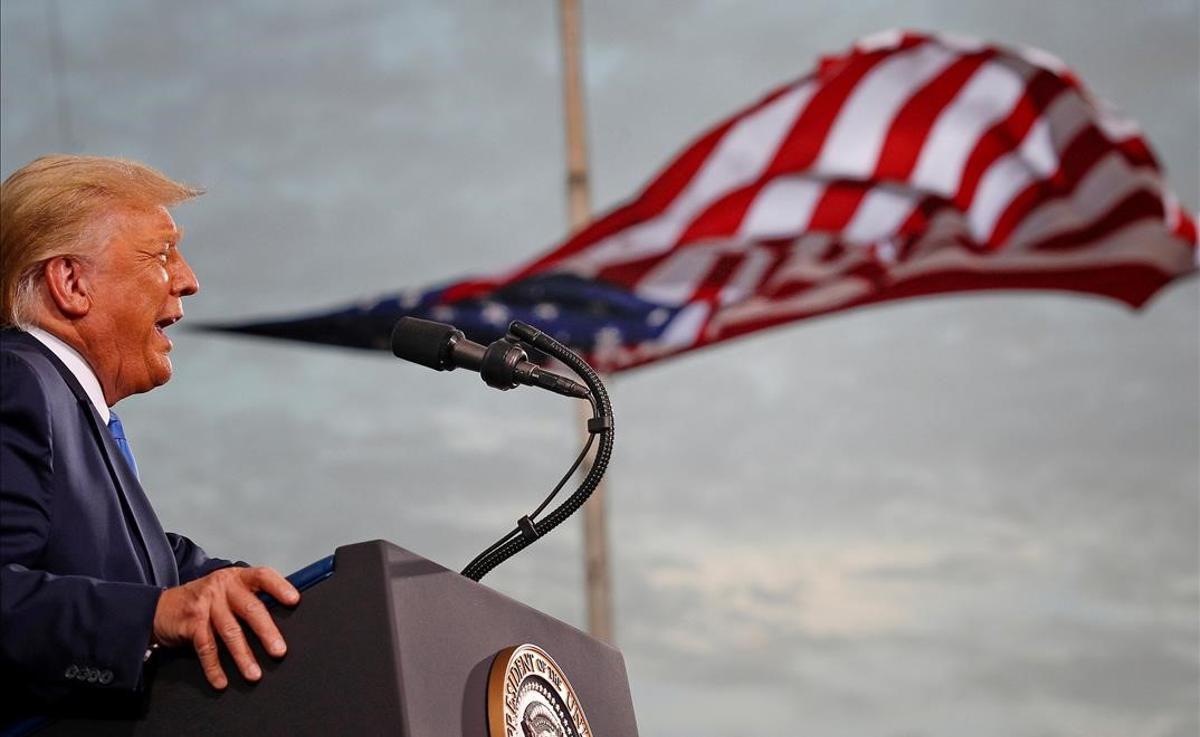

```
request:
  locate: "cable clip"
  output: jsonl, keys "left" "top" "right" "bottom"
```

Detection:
{"left": 517, "top": 515, "right": 540, "bottom": 542}
{"left": 586, "top": 416, "right": 613, "bottom": 434}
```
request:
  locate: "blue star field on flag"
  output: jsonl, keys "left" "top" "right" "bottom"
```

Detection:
{"left": 209, "top": 273, "right": 687, "bottom": 369}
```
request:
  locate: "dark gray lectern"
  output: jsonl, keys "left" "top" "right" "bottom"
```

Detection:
{"left": 33, "top": 540, "right": 640, "bottom": 736}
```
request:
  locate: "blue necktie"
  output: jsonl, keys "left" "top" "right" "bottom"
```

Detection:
{"left": 107, "top": 411, "right": 140, "bottom": 478}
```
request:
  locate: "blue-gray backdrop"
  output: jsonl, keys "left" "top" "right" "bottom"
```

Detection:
{"left": 2, "top": 2, "right": 1197, "bottom": 735}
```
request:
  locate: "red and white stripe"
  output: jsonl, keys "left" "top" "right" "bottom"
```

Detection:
{"left": 452, "top": 30, "right": 1198, "bottom": 371}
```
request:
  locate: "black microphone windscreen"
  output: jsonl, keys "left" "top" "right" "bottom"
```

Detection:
{"left": 391, "top": 317, "right": 460, "bottom": 370}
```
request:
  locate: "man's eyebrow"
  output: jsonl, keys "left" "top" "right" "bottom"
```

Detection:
{"left": 146, "top": 227, "right": 184, "bottom": 246}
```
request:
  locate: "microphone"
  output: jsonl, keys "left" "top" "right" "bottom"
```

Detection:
{"left": 390, "top": 317, "right": 591, "bottom": 400}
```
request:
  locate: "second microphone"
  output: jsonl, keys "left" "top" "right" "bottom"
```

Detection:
{"left": 390, "top": 317, "right": 591, "bottom": 400}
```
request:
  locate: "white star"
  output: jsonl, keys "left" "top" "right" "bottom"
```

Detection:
{"left": 533, "top": 303, "right": 560, "bottom": 320}
{"left": 431, "top": 305, "right": 456, "bottom": 321}
{"left": 646, "top": 308, "right": 669, "bottom": 327}
{"left": 481, "top": 302, "right": 510, "bottom": 326}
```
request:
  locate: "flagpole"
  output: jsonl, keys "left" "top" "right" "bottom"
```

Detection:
{"left": 557, "top": 0, "right": 613, "bottom": 643}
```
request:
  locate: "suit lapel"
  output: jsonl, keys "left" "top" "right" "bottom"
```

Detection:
{"left": 6, "top": 331, "right": 179, "bottom": 587}
{"left": 87, "top": 403, "right": 179, "bottom": 587}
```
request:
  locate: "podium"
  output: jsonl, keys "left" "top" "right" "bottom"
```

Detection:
{"left": 31, "top": 540, "right": 640, "bottom": 736}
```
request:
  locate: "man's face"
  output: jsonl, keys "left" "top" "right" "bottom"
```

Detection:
{"left": 81, "top": 204, "right": 199, "bottom": 405}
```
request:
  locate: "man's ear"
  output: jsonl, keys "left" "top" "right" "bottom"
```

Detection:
{"left": 42, "top": 256, "right": 92, "bottom": 319}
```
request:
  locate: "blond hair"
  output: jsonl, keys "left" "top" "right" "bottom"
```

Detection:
{"left": 0, "top": 154, "right": 202, "bottom": 328}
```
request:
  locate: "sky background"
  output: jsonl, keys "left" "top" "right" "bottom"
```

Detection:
{"left": 2, "top": 1, "right": 1197, "bottom": 735}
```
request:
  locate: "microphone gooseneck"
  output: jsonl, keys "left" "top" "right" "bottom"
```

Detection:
{"left": 458, "top": 320, "right": 614, "bottom": 582}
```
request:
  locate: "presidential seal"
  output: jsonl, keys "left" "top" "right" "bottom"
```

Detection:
{"left": 488, "top": 644, "right": 592, "bottom": 737}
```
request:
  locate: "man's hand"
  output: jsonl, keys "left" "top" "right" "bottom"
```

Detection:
{"left": 152, "top": 567, "right": 301, "bottom": 690}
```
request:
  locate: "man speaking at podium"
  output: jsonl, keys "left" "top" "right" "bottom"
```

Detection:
{"left": 0, "top": 155, "right": 301, "bottom": 715}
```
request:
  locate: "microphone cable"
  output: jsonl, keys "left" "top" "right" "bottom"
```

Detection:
{"left": 460, "top": 397, "right": 596, "bottom": 575}
{"left": 461, "top": 321, "right": 614, "bottom": 581}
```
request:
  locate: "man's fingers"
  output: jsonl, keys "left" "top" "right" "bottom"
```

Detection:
{"left": 193, "top": 629, "right": 228, "bottom": 690}
{"left": 212, "top": 600, "right": 262, "bottom": 682}
{"left": 247, "top": 567, "right": 300, "bottom": 606}
{"left": 165, "top": 568, "right": 297, "bottom": 689}
{"left": 230, "top": 586, "right": 287, "bottom": 659}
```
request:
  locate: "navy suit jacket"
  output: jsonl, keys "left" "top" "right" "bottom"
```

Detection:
{"left": 0, "top": 329, "right": 236, "bottom": 711}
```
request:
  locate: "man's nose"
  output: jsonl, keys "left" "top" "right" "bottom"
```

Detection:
{"left": 172, "top": 253, "right": 200, "bottom": 296}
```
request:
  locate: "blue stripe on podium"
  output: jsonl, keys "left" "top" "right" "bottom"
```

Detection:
{"left": 259, "top": 554, "right": 336, "bottom": 607}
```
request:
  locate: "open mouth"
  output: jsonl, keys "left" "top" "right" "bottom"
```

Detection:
{"left": 155, "top": 314, "right": 182, "bottom": 337}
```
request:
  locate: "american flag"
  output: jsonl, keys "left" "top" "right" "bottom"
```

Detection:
{"left": 216, "top": 29, "right": 1198, "bottom": 372}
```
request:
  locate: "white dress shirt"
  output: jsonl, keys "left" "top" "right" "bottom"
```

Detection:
{"left": 27, "top": 327, "right": 111, "bottom": 424}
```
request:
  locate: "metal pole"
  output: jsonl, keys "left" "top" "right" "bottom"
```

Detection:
{"left": 557, "top": 0, "right": 613, "bottom": 643}
{"left": 45, "top": 0, "right": 76, "bottom": 151}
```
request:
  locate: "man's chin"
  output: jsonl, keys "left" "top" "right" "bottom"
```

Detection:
{"left": 154, "top": 356, "right": 174, "bottom": 386}
{"left": 140, "top": 354, "right": 174, "bottom": 393}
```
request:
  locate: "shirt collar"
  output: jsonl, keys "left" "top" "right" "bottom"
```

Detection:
{"left": 27, "top": 327, "right": 111, "bottom": 424}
